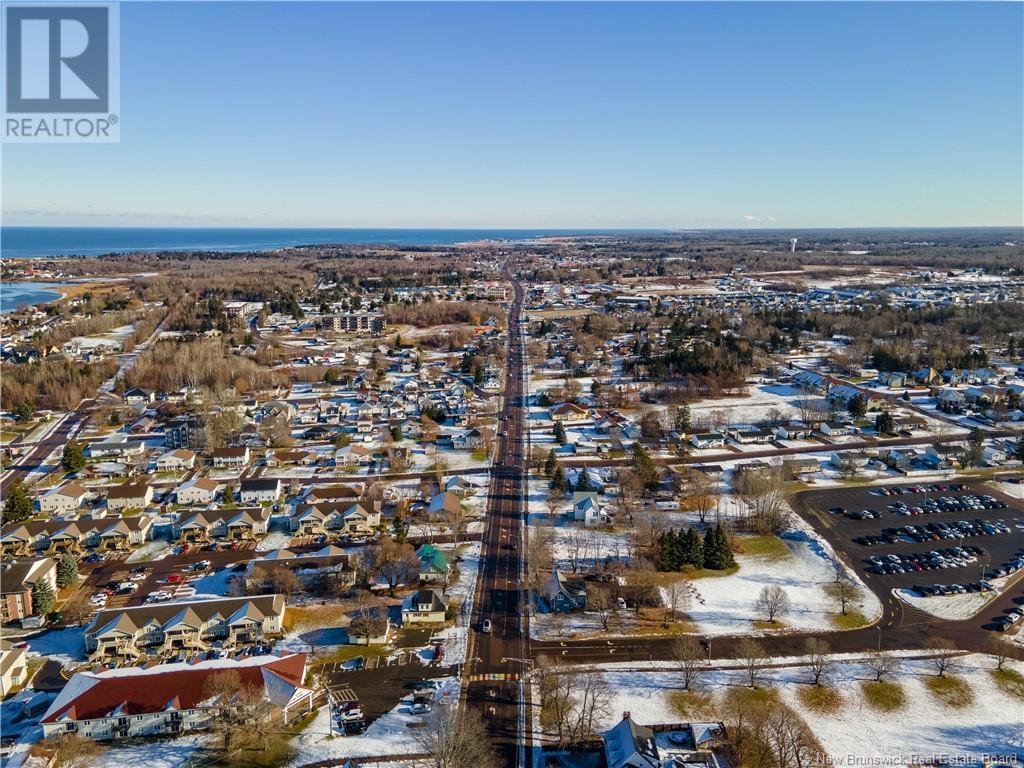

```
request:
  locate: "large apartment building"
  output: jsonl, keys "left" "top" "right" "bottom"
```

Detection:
{"left": 328, "top": 311, "right": 386, "bottom": 335}
{"left": 40, "top": 652, "right": 313, "bottom": 742}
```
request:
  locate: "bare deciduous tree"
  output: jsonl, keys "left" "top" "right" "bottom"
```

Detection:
{"left": 673, "top": 635, "right": 706, "bottom": 691}
{"left": 930, "top": 639, "right": 961, "bottom": 678}
{"left": 737, "top": 637, "right": 769, "bottom": 689}
{"left": 416, "top": 698, "right": 499, "bottom": 768}
{"left": 985, "top": 635, "right": 1010, "bottom": 672}
{"left": 803, "top": 637, "right": 833, "bottom": 686}
{"left": 825, "top": 577, "right": 858, "bottom": 616}
{"left": 864, "top": 649, "right": 897, "bottom": 682}
{"left": 756, "top": 584, "right": 790, "bottom": 623}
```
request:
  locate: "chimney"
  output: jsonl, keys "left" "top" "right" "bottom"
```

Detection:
{"left": 623, "top": 711, "right": 631, "bottom": 721}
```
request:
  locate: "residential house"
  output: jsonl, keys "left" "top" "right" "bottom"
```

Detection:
{"left": 38, "top": 482, "right": 89, "bottom": 514}
{"left": 334, "top": 443, "right": 373, "bottom": 468}
{"left": 819, "top": 421, "right": 856, "bottom": 437}
{"left": 238, "top": 479, "right": 281, "bottom": 506}
{"left": 427, "top": 492, "right": 462, "bottom": 519}
{"left": 416, "top": 544, "right": 451, "bottom": 584}
{"left": 40, "top": 653, "right": 313, "bottom": 741}
{"left": 289, "top": 500, "right": 381, "bottom": 536}
{"left": 106, "top": 482, "right": 153, "bottom": 512}
{"left": 690, "top": 432, "right": 726, "bottom": 450}
{"left": 175, "top": 478, "right": 220, "bottom": 506}
{"left": 774, "top": 423, "right": 813, "bottom": 440}
{"left": 1, "top": 516, "right": 153, "bottom": 556}
{"left": 156, "top": 449, "right": 196, "bottom": 472}
{"left": 604, "top": 713, "right": 661, "bottom": 768}
{"left": 542, "top": 570, "right": 588, "bottom": 612}
{"left": 173, "top": 507, "right": 270, "bottom": 542}
{"left": 123, "top": 387, "right": 155, "bottom": 408}
{"left": 549, "top": 402, "right": 589, "bottom": 422}
{"left": 572, "top": 492, "right": 611, "bottom": 526}
{"left": 88, "top": 434, "right": 146, "bottom": 459}
{"left": 445, "top": 475, "right": 487, "bottom": 497}
{"left": 245, "top": 547, "right": 356, "bottom": 591}
{"left": 728, "top": 427, "right": 776, "bottom": 445}
{"left": 877, "top": 371, "right": 908, "bottom": 389}
{"left": 453, "top": 426, "right": 493, "bottom": 450}
{"left": 83, "top": 595, "right": 286, "bottom": 660}
{"left": 401, "top": 589, "right": 447, "bottom": 625}
{"left": 306, "top": 485, "right": 362, "bottom": 504}
{"left": 0, "top": 642, "right": 29, "bottom": 697}
{"left": 211, "top": 447, "right": 249, "bottom": 468}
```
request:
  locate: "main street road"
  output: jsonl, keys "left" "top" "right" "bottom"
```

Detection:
{"left": 465, "top": 264, "right": 531, "bottom": 768}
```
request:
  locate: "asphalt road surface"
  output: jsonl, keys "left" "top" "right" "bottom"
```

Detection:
{"left": 465, "top": 264, "right": 531, "bottom": 768}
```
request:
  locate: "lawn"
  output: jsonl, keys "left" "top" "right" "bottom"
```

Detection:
{"left": 830, "top": 609, "right": 871, "bottom": 630}
{"left": 991, "top": 667, "right": 1024, "bottom": 698}
{"left": 925, "top": 674, "right": 974, "bottom": 708}
{"left": 736, "top": 534, "right": 791, "bottom": 559}
{"left": 796, "top": 684, "right": 842, "bottom": 714}
{"left": 860, "top": 680, "right": 906, "bottom": 711}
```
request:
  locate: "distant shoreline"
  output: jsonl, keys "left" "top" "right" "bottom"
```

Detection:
{"left": 1, "top": 226, "right": 655, "bottom": 259}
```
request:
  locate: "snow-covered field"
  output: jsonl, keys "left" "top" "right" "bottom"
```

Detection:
{"left": 257, "top": 531, "right": 294, "bottom": 551}
{"left": 286, "top": 676, "right": 460, "bottom": 764}
{"left": 125, "top": 538, "right": 176, "bottom": 563}
{"left": 686, "top": 531, "right": 878, "bottom": 636}
{"left": 549, "top": 655, "right": 1023, "bottom": 761}
{"left": 98, "top": 734, "right": 209, "bottom": 768}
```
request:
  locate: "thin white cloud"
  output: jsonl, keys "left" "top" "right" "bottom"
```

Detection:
{"left": 742, "top": 214, "right": 776, "bottom": 223}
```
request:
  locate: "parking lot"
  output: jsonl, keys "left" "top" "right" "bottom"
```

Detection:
{"left": 794, "top": 480, "right": 1024, "bottom": 600}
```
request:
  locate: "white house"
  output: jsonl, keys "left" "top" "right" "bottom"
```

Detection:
{"left": 401, "top": 589, "right": 447, "bottom": 625}
{"left": 239, "top": 479, "right": 281, "bottom": 505}
{"left": 175, "top": 478, "right": 220, "bottom": 506}
{"left": 38, "top": 483, "right": 89, "bottom": 515}
{"left": 156, "top": 449, "right": 196, "bottom": 472}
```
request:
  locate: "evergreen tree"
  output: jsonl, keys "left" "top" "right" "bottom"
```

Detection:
{"left": 681, "top": 527, "right": 705, "bottom": 568}
{"left": 875, "top": 410, "right": 896, "bottom": 435}
{"left": 631, "top": 443, "right": 659, "bottom": 491}
{"left": 575, "top": 470, "right": 593, "bottom": 493}
{"left": 61, "top": 441, "right": 86, "bottom": 473}
{"left": 550, "top": 463, "right": 567, "bottom": 494}
{"left": 390, "top": 425, "right": 403, "bottom": 441}
{"left": 2, "top": 479, "right": 33, "bottom": 523}
{"left": 543, "top": 449, "right": 558, "bottom": 478}
{"left": 32, "top": 580, "right": 56, "bottom": 616}
{"left": 703, "top": 523, "right": 735, "bottom": 570}
{"left": 848, "top": 394, "right": 867, "bottom": 418}
{"left": 56, "top": 553, "right": 78, "bottom": 588}
{"left": 391, "top": 516, "right": 407, "bottom": 543}
{"left": 553, "top": 421, "right": 567, "bottom": 445}
{"left": 672, "top": 404, "right": 692, "bottom": 433}
{"left": 655, "top": 529, "right": 681, "bottom": 571}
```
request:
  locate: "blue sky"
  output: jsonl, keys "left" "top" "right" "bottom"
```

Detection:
{"left": 3, "top": 1, "right": 1022, "bottom": 228}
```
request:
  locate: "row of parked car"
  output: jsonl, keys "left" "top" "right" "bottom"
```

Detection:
{"left": 867, "top": 546, "right": 983, "bottom": 575}
{"left": 874, "top": 483, "right": 970, "bottom": 496}
{"left": 987, "top": 554, "right": 1024, "bottom": 580}
{"left": 915, "top": 581, "right": 995, "bottom": 596}
{"left": 890, "top": 493, "right": 1008, "bottom": 516}
{"left": 892, "top": 519, "right": 1011, "bottom": 544}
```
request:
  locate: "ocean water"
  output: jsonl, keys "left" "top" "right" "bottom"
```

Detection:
{"left": 0, "top": 227, "right": 639, "bottom": 258}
